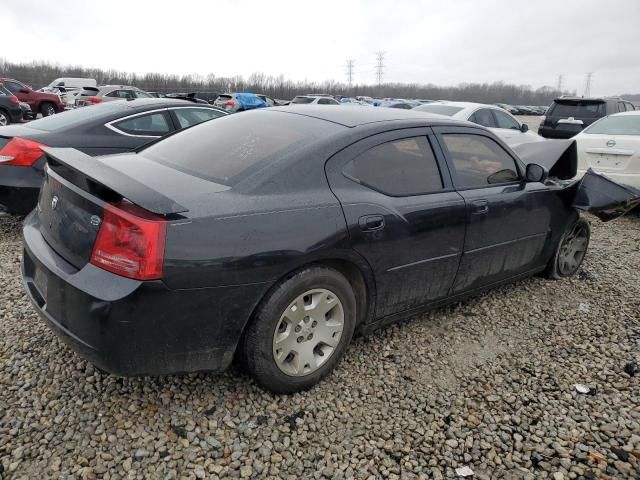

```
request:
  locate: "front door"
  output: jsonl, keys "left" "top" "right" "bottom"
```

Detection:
{"left": 434, "top": 126, "right": 555, "bottom": 293}
{"left": 325, "top": 128, "right": 467, "bottom": 318}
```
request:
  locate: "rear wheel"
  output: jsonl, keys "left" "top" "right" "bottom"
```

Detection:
{"left": 546, "top": 217, "right": 590, "bottom": 279}
{"left": 240, "top": 267, "right": 356, "bottom": 393}
{"left": 40, "top": 102, "right": 56, "bottom": 117}
{"left": 0, "top": 110, "right": 10, "bottom": 126}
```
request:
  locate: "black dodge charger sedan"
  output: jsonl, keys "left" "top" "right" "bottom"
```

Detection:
{"left": 0, "top": 98, "right": 226, "bottom": 215}
{"left": 22, "top": 106, "right": 593, "bottom": 393}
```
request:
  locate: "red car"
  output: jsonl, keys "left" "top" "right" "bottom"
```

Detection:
{"left": 0, "top": 78, "right": 65, "bottom": 118}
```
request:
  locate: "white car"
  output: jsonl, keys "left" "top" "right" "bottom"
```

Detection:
{"left": 574, "top": 111, "right": 640, "bottom": 188}
{"left": 413, "top": 101, "right": 544, "bottom": 147}
{"left": 290, "top": 95, "right": 341, "bottom": 106}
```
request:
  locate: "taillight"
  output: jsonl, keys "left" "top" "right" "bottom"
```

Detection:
{"left": 9, "top": 97, "right": 18, "bottom": 104}
{"left": 0, "top": 137, "right": 46, "bottom": 166}
{"left": 224, "top": 100, "right": 236, "bottom": 107}
{"left": 86, "top": 97, "right": 102, "bottom": 104}
{"left": 90, "top": 202, "right": 166, "bottom": 280}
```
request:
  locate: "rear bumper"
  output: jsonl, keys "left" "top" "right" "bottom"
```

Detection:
{"left": 538, "top": 126, "right": 582, "bottom": 139}
{"left": 0, "top": 164, "right": 43, "bottom": 215}
{"left": 576, "top": 169, "right": 640, "bottom": 189}
{"left": 21, "top": 212, "right": 271, "bottom": 376}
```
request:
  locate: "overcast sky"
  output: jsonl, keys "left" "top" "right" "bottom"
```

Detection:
{"left": 3, "top": 0, "right": 639, "bottom": 95}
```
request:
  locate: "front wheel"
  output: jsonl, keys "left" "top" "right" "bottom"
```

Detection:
{"left": 545, "top": 217, "right": 591, "bottom": 279}
{"left": 40, "top": 102, "right": 56, "bottom": 117}
{"left": 0, "top": 110, "right": 10, "bottom": 126}
{"left": 240, "top": 267, "right": 356, "bottom": 394}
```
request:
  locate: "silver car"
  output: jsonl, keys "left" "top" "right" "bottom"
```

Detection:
{"left": 75, "top": 85, "right": 152, "bottom": 107}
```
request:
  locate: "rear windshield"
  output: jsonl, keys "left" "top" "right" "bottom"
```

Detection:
{"left": 24, "top": 102, "right": 130, "bottom": 132}
{"left": 291, "top": 96, "right": 315, "bottom": 104}
{"left": 142, "top": 110, "right": 343, "bottom": 185}
{"left": 550, "top": 101, "right": 605, "bottom": 118}
{"left": 585, "top": 115, "right": 640, "bottom": 135}
{"left": 412, "top": 104, "right": 464, "bottom": 116}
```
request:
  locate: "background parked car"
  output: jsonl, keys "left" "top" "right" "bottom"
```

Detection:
{"left": 0, "top": 78, "right": 65, "bottom": 118}
{"left": 0, "top": 98, "right": 227, "bottom": 215}
{"left": 0, "top": 85, "right": 24, "bottom": 126}
{"left": 414, "top": 101, "right": 543, "bottom": 146}
{"left": 40, "top": 77, "right": 97, "bottom": 93}
{"left": 214, "top": 92, "right": 268, "bottom": 112}
{"left": 574, "top": 111, "right": 640, "bottom": 188}
{"left": 539, "top": 96, "right": 635, "bottom": 139}
{"left": 290, "top": 95, "right": 341, "bottom": 105}
{"left": 74, "top": 85, "right": 153, "bottom": 107}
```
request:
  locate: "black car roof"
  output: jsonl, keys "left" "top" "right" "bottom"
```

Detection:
{"left": 270, "top": 105, "right": 462, "bottom": 128}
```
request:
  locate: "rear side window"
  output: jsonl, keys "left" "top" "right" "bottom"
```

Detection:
{"left": 441, "top": 134, "right": 519, "bottom": 188}
{"left": 172, "top": 108, "right": 225, "bottom": 129}
{"left": 550, "top": 101, "right": 605, "bottom": 118}
{"left": 106, "top": 90, "right": 134, "bottom": 99}
{"left": 343, "top": 137, "right": 443, "bottom": 196}
{"left": 318, "top": 98, "right": 339, "bottom": 105}
{"left": 112, "top": 112, "right": 171, "bottom": 136}
{"left": 291, "top": 96, "right": 315, "bottom": 104}
{"left": 469, "top": 109, "right": 497, "bottom": 128}
{"left": 143, "top": 110, "right": 343, "bottom": 185}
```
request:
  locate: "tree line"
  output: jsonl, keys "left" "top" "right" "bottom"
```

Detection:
{"left": 1, "top": 58, "right": 575, "bottom": 105}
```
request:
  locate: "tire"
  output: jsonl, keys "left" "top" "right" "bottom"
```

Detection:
{"left": 0, "top": 110, "right": 10, "bottom": 126}
{"left": 240, "top": 266, "right": 356, "bottom": 394}
{"left": 545, "top": 216, "right": 591, "bottom": 279}
{"left": 40, "top": 102, "right": 56, "bottom": 117}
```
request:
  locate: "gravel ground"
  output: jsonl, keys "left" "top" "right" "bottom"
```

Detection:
{"left": 1, "top": 213, "right": 639, "bottom": 480}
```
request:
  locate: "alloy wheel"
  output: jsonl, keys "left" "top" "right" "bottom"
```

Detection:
{"left": 0, "top": 114, "right": 8, "bottom": 126}
{"left": 558, "top": 222, "right": 589, "bottom": 276}
{"left": 272, "top": 288, "right": 344, "bottom": 376}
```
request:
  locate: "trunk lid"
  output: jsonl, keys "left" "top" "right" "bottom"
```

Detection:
{"left": 578, "top": 134, "right": 639, "bottom": 174}
{"left": 37, "top": 148, "right": 229, "bottom": 269}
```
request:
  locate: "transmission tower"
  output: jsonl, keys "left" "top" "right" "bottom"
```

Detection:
{"left": 556, "top": 74, "right": 563, "bottom": 93}
{"left": 346, "top": 59, "right": 355, "bottom": 86}
{"left": 375, "top": 51, "right": 385, "bottom": 86}
{"left": 584, "top": 72, "right": 593, "bottom": 97}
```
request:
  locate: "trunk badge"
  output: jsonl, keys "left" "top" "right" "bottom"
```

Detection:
{"left": 90, "top": 215, "right": 102, "bottom": 227}
{"left": 606, "top": 140, "right": 616, "bottom": 147}
{"left": 51, "top": 196, "right": 59, "bottom": 210}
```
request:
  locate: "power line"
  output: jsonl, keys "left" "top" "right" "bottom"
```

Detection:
{"left": 345, "top": 59, "right": 355, "bottom": 86}
{"left": 556, "top": 74, "right": 563, "bottom": 92}
{"left": 584, "top": 72, "right": 593, "bottom": 97}
{"left": 375, "top": 51, "right": 385, "bottom": 86}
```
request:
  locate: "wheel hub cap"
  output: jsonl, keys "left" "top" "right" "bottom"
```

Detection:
{"left": 272, "top": 288, "right": 344, "bottom": 377}
{"left": 558, "top": 223, "right": 588, "bottom": 275}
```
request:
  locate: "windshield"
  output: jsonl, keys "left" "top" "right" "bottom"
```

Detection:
{"left": 585, "top": 115, "right": 640, "bottom": 135}
{"left": 550, "top": 101, "right": 605, "bottom": 118}
{"left": 24, "top": 102, "right": 130, "bottom": 132}
{"left": 412, "top": 104, "right": 464, "bottom": 116}
{"left": 142, "top": 110, "right": 343, "bottom": 185}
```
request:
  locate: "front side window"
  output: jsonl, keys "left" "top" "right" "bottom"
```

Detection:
{"left": 112, "top": 112, "right": 171, "bottom": 136}
{"left": 134, "top": 90, "right": 152, "bottom": 98}
{"left": 470, "top": 109, "right": 497, "bottom": 128}
{"left": 4, "top": 81, "right": 23, "bottom": 93}
{"left": 318, "top": 98, "right": 339, "bottom": 105}
{"left": 441, "top": 134, "right": 519, "bottom": 188}
{"left": 343, "top": 137, "right": 443, "bottom": 196}
{"left": 291, "top": 96, "right": 315, "bottom": 104}
{"left": 173, "top": 108, "right": 225, "bottom": 129}
{"left": 493, "top": 110, "right": 520, "bottom": 130}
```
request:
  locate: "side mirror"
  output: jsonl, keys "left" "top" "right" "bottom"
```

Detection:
{"left": 520, "top": 123, "right": 529, "bottom": 133}
{"left": 526, "top": 163, "right": 548, "bottom": 183}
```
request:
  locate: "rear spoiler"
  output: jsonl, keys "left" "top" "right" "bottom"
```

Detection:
{"left": 43, "top": 147, "right": 188, "bottom": 215}
{"left": 512, "top": 139, "right": 577, "bottom": 180}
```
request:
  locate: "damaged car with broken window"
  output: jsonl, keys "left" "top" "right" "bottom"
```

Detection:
{"left": 20, "top": 106, "right": 640, "bottom": 393}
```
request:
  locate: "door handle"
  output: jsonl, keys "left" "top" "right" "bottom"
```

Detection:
{"left": 359, "top": 214, "right": 385, "bottom": 231}
{"left": 471, "top": 199, "right": 489, "bottom": 215}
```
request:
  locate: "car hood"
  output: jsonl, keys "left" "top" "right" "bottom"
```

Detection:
{"left": 512, "top": 139, "right": 578, "bottom": 179}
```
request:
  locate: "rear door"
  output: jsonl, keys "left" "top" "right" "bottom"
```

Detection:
{"left": 434, "top": 126, "right": 555, "bottom": 293}
{"left": 326, "top": 128, "right": 467, "bottom": 318}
